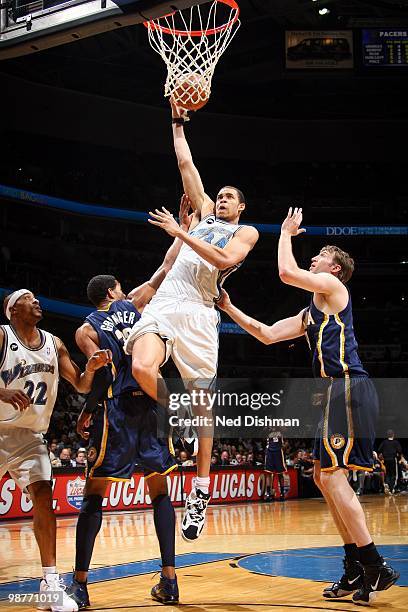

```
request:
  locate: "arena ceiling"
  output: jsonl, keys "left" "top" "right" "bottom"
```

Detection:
{"left": 1, "top": 0, "right": 408, "bottom": 119}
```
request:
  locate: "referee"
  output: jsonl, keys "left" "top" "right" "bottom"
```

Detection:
{"left": 378, "top": 430, "right": 402, "bottom": 495}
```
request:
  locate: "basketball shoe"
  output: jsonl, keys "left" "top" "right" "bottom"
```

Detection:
{"left": 151, "top": 574, "right": 179, "bottom": 604}
{"left": 181, "top": 487, "right": 211, "bottom": 541}
{"left": 65, "top": 575, "right": 90, "bottom": 609}
{"left": 38, "top": 574, "right": 78, "bottom": 612}
{"left": 352, "top": 559, "right": 399, "bottom": 606}
{"left": 323, "top": 559, "right": 364, "bottom": 598}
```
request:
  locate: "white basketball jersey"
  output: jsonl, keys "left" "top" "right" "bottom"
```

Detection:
{"left": 0, "top": 326, "right": 59, "bottom": 433}
{"left": 156, "top": 215, "right": 243, "bottom": 303}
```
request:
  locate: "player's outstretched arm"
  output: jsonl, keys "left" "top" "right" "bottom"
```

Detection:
{"left": 149, "top": 206, "right": 259, "bottom": 270}
{"left": 278, "top": 208, "right": 341, "bottom": 295}
{"left": 217, "top": 289, "right": 306, "bottom": 345}
{"left": 171, "top": 100, "right": 214, "bottom": 218}
{"left": 129, "top": 195, "right": 194, "bottom": 311}
{"left": 55, "top": 335, "right": 112, "bottom": 393}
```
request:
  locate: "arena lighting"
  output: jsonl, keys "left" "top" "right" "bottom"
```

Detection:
{"left": 319, "top": 8, "right": 330, "bottom": 15}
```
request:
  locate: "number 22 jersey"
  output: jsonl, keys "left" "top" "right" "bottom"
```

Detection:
{"left": 0, "top": 325, "right": 59, "bottom": 432}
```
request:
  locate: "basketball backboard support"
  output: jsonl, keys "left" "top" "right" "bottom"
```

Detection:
{"left": 0, "top": 0, "right": 208, "bottom": 59}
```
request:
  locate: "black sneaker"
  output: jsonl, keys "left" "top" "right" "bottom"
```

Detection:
{"left": 151, "top": 574, "right": 179, "bottom": 605}
{"left": 181, "top": 488, "right": 211, "bottom": 541}
{"left": 65, "top": 575, "right": 90, "bottom": 609}
{"left": 352, "top": 559, "right": 399, "bottom": 606}
{"left": 323, "top": 559, "right": 363, "bottom": 599}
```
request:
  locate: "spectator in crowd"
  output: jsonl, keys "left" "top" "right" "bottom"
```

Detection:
{"left": 356, "top": 452, "right": 385, "bottom": 496}
{"left": 55, "top": 448, "right": 75, "bottom": 468}
{"left": 74, "top": 449, "right": 87, "bottom": 467}
{"left": 48, "top": 441, "right": 58, "bottom": 464}
{"left": 220, "top": 451, "right": 230, "bottom": 466}
{"left": 378, "top": 430, "right": 402, "bottom": 494}
{"left": 397, "top": 455, "right": 408, "bottom": 493}
{"left": 178, "top": 450, "right": 194, "bottom": 467}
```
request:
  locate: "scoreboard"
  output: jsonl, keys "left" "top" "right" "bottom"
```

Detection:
{"left": 363, "top": 29, "right": 408, "bottom": 66}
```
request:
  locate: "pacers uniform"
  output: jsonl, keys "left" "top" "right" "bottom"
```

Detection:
{"left": 125, "top": 215, "right": 243, "bottom": 385}
{"left": 0, "top": 325, "right": 58, "bottom": 491}
{"left": 265, "top": 431, "right": 286, "bottom": 474}
{"left": 85, "top": 300, "right": 177, "bottom": 480}
{"left": 306, "top": 294, "right": 378, "bottom": 473}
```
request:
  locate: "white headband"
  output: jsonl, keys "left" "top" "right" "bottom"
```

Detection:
{"left": 5, "top": 289, "right": 31, "bottom": 320}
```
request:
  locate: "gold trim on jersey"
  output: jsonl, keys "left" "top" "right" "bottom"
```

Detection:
{"left": 322, "top": 381, "right": 338, "bottom": 468}
{"left": 107, "top": 362, "right": 117, "bottom": 399}
{"left": 88, "top": 476, "right": 131, "bottom": 482}
{"left": 144, "top": 463, "right": 178, "bottom": 480}
{"left": 334, "top": 313, "right": 349, "bottom": 375}
{"left": 88, "top": 401, "right": 109, "bottom": 479}
{"left": 317, "top": 315, "right": 329, "bottom": 378}
{"left": 97, "top": 301, "right": 114, "bottom": 312}
{"left": 348, "top": 464, "right": 373, "bottom": 472}
{"left": 320, "top": 465, "right": 343, "bottom": 473}
{"left": 343, "top": 375, "right": 354, "bottom": 466}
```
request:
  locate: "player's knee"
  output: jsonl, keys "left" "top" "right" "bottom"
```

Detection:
{"left": 148, "top": 475, "right": 168, "bottom": 501}
{"left": 29, "top": 481, "right": 53, "bottom": 509}
{"left": 132, "top": 358, "right": 154, "bottom": 383}
{"left": 319, "top": 471, "right": 335, "bottom": 490}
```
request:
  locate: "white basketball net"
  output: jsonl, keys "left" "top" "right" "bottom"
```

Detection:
{"left": 145, "top": 1, "right": 240, "bottom": 106}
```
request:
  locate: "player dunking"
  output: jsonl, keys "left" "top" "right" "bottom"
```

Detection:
{"left": 124, "top": 100, "right": 259, "bottom": 541}
{"left": 0, "top": 290, "right": 111, "bottom": 612}
{"left": 67, "top": 204, "right": 191, "bottom": 608}
{"left": 217, "top": 208, "right": 399, "bottom": 606}
{"left": 264, "top": 430, "right": 286, "bottom": 502}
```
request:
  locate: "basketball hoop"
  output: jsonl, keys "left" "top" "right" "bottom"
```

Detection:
{"left": 144, "top": 0, "right": 240, "bottom": 110}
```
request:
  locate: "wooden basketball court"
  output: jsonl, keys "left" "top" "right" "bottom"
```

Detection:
{"left": 1, "top": 495, "right": 407, "bottom": 611}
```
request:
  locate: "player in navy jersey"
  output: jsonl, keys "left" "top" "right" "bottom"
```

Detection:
{"left": 217, "top": 208, "right": 398, "bottom": 606}
{"left": 67, "top": 201, "right": 192, "bottom": 608}
{"left": 264, "top": 431, "right": 286, "bottom": 501}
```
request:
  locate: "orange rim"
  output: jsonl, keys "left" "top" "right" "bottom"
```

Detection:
{"left": 143, "top": 0, "right": 240, "bottom": 37}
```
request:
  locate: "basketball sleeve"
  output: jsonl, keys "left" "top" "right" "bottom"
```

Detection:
{"left": 83, "top": 366, "right": 113, "bottom": 413}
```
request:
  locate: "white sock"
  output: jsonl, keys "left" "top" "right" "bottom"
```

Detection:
{"left": 43, "top": 566, "right": 57, "bottom": 578}
{"left": 195, "top": 477, "right": 210, "bottom": 494}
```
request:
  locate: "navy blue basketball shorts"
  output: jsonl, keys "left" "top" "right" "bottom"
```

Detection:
{"left": 313, "top": 376, "right": 378, "bottom": 472}
{"left": 265, "top": 449, "right": 287, "bottom": 474}
{"left": 86, "top": 391, "right": 177, "bottom": 481}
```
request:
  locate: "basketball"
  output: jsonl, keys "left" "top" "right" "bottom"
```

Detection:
{"left": 172, "top": 73, "right": 209, "bottom": 111}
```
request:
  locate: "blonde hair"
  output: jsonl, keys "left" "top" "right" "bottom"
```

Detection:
{"left": 321, "top": 245, "right": 354, "bottom": 283}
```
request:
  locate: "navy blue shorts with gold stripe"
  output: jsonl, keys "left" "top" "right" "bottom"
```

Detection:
{"left": 313, "top": 376, "right": 378, "bottom": 472}
{"left": 86, "top": 391, "right": 177, "bottom": 481}
{"left": 265, "top": 449, "right": 287, "bottom": 474}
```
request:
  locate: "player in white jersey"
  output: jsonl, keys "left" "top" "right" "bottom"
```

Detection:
{"left": 0, "top": 289, "right": 111, "bottom": 612}
{"left": 124, "top": 100, "right": 259, "bottom": 541}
